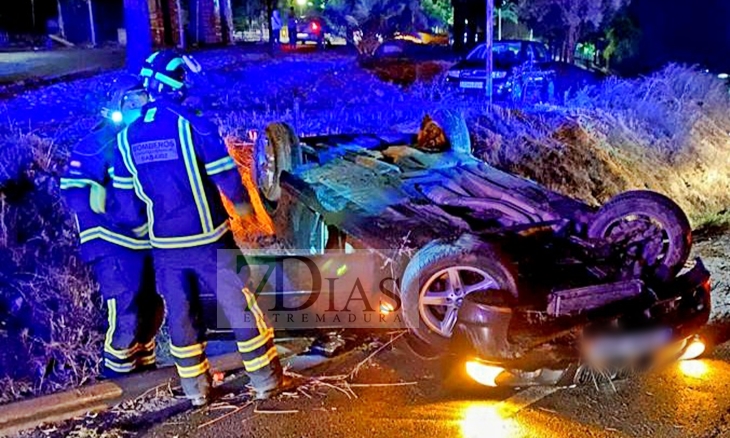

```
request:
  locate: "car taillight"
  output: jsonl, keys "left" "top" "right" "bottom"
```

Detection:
{"left": 312, "top": 22, "right": 319, "bottom": 31}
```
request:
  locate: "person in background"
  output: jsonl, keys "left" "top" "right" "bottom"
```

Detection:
{"left": 111, "top": 50, "right": 289, "bottom": 406}
{"left": 60, "top": 76, "right": 163, "bottom": 379}
{"left": 287, "top": 7, "right": 298, "bottom": 49}
{"left": 270, "top": 10, "right": 282, "bottom": 47}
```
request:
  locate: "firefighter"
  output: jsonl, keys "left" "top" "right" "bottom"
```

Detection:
{"left": 60, "top": 76, "right": 163, "bottom": 378}
{"left": 110, "top": 50, "right": 287, "bottom": 405}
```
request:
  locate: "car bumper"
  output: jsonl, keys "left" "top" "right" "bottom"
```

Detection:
{"left": 459, "top": 259, "right": 712, "bottom": 386}
{"left": 446, "top": 76, "right": 510, "bottom": 95}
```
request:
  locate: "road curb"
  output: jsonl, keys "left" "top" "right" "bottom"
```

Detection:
{"left": 0, "top": 342, "right": 308, "bottom": 437}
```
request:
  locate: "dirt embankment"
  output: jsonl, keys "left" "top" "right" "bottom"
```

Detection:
{"left": 468, "top": 66, "right": 730, "bottom": 226}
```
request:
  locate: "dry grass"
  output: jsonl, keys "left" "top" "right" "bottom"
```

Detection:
{"left": 469, "top": 65, "right": 730, "bottom": 224}
{"left": 0, "top": 131, "right": 104, "bottom": 404}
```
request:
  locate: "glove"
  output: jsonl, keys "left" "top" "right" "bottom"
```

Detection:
{"left": 233, "top": 202, "right": 254, "bottom": 220}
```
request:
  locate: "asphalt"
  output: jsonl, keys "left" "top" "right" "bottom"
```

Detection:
{"left": 0, "top": 48, "right": 125, "bottom": 84}
{"left": 133, "top": 335, "right": 730, "bottom": 438}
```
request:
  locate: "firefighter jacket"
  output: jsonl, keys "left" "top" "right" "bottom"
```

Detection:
{"left": 111, "top": 98, "right": 249, "bottom": 249}
{"left": 60, "top": 124, "right": 150, "bottom": 262}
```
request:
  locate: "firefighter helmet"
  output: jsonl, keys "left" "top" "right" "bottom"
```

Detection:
{"left": 140, "top": 50, "right": 202, "bottom": 98}
{"left": 101, "top": 75, "right": 148, "bottom": 126}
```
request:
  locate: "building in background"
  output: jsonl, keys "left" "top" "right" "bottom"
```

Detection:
{"left": 52, "top": 0, "right": 234, "bottom": 47}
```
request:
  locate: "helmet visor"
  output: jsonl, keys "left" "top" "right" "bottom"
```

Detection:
{"left": 121, "top": 89, "right": 149, "bottom": 112}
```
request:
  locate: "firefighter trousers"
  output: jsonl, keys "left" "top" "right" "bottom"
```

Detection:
{"left": 152, "top": 233, "right": 281, "bottom": 393}
{"left": 93, "top": 249, "right": 163, "bottom": 378}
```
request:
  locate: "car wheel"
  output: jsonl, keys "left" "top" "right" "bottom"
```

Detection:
{"left": 253, "top": 122, "right": 302, "bottom": 203}
{"left": 588, "top": 190, "right": 692, "bottom": 280}
{"left": 400, "top": 235, "right": 519, "bottom": 355}
{"left": 253, "top": 123, "right": 322, "bottom": 249}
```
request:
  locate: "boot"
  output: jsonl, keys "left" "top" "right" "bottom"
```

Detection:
{"left": 181, "top": 372, "right": 213, "bottom": 406}
{"left": 247, "top": 358, "right": 294, "bottom": 400}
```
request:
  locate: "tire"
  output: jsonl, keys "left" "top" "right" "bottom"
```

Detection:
{"left": 400, "top": 235, "right": 518, "bottom": 353}
{"left": 253, "top": 122, "right": 301, "bottom": 203}
{"left": 416, "top": 109, "right": 471, "bottom": 155}
{"left": 588, "top": 190, "right": 692, "bottom": 279}
{"left": 253, "top": 123, "right": 321, "bottom": 250}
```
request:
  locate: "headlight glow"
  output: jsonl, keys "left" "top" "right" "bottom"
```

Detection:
{"left": 380, "top": 302, "right": 395, "bottom": 315}
{"left": 466, "top": 360, "right": 505, "bottom": 387}
{"left": 679, "top": 338, "right": 706, "bottom": 361}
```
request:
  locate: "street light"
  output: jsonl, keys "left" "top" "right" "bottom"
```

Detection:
{"left": 296, "top": 0, "right": 306, "bottom": 15}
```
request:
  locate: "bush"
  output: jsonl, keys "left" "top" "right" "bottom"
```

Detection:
{"left": 0, "top": 129, "right": 103, "bottom": 404}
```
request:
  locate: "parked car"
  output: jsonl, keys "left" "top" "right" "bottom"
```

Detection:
{"left": 447, "top": 40, "right": 603, "bottom": 101}
{"left": 295, "top": 15, "right": 330, "bottom": 47}
{"left": 359, "top": 39, "right": 457, "bottom": 85}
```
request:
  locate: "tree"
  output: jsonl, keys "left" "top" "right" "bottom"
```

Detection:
{"left": 603, "top": 10, "right": 641, "bottom": 70}
{"left": 517, "top": 0, "right": 630, "bottom": 63}
{"left": 421, "top": 0, "right": 453, "bottom": 29}
{"left": 323, "top": 0, "right": 430, "bottom": 55}
{"left": 256, "top": 0, "right": 283, "bottom": 50}
{"left": 496, "top": 0, "right": 518, "bottom": 40}
{"left": 123, "top": 0, "right": 152, "bottom": 72}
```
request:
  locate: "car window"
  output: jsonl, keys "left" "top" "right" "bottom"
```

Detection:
{"left": 531, "top": 43, "right": 550, "bottom": 62}
{"left": 525, "top": 45, "right": 535, "bottom": 62}
{"left": 466, "top": 44, "right": 488, "bottom": 61}
{"left": 467, "top": 42, "right": 523, "bottom": 65}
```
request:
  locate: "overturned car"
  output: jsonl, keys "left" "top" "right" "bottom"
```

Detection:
{"left": 248, "top": 111, "right": 711, "bottom": 385}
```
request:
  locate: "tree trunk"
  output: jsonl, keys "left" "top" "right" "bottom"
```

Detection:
{"left": 266, "top": 0, "right": 275, "bottom": 49}
{"left": 566, "top": 25, "right": 578, "bottom": 64}
{"left": 497, "top": 8, "right": 501, "bottom": 41}
{"left": 466, "top": 15, "right": 477, "bottom": 47}
{"left": 176, "top": 0, "right": 186, "bottom": 48}
{"left": 452, "top": 0, "right": 466, "bottom": 52}
{"left": 220, "top": 0, "right": 234, "bottom": 45}
{"left": 124, "top": 0, "right": 152, "bottom": 73}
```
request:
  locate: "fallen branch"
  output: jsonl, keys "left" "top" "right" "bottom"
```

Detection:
{"left": 254, "top": 407, "right": 300, "bottom": 414}
{"left": 208, "top": 404, "right": 241, "bottom": 411}
{"left": 348, "top": 381, "right": 417, "bottom": 388}
{"left": 197, "top": 401, "right": 254, "bottom": 430}
{"left": 349, "top": 331, "right": 407, "bottom": 378}
{"left": 134, "top": 382, "right": 172, "bottom": 402}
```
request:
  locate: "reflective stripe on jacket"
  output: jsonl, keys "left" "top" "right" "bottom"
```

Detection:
{"left": 60, "top": 125, "right": 150, "bottom": 261}
{"left": 111, "top": 99, "right": 249, "bottom": 249}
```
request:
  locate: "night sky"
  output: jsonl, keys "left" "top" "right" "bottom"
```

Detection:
{"left": 2, "top": 0, "right": 730, "bottom": 73}
{"left": 632, "top": 0, "right": 730, "bottom": 72}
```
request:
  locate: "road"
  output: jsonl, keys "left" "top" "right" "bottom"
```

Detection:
{"left": 140, "top": 233, "right": 730, "bottom": 438}
{"left": 0, "top": 48, "right": 124, "bottom": 84}
{"left": 138, "top": 339, "right": 730, "bottom": 438}
{"left": 20, "top": 235, "right": 730, "bottom": 438}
